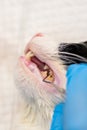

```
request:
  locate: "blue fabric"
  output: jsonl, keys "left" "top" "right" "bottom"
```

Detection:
{"left": 50, "top": 103, "right": 64, "bottom": 130}
{"left": 50, "top": 64, "right": 87, "bottom": 130}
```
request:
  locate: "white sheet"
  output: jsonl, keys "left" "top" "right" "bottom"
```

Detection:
{"left": 0, "top": 0, "right": 87, "bottom": 44}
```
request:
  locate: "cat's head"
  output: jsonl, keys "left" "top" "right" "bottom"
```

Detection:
{"left": 15, "top": 33, "right": 66, "bottom": 108}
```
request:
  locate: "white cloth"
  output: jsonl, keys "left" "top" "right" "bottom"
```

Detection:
{"left": 0, "top": 0, "right": 87, "bottom": 44}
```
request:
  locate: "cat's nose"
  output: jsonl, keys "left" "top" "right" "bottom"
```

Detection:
{"left": 34, "top": 33, "right": 43, "bottom": 37}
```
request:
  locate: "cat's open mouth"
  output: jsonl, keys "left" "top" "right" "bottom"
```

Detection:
{"left": 20, "top": 50, "right": 55, "bottom": 84}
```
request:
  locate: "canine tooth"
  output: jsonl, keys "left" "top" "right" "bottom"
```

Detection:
{"left": 25, "top": 51, "right": 34, "bottom": 60}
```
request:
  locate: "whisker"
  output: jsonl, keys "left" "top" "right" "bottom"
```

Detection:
{"left": 58, "top": 42, "right": 87, "bottom": 65}
{"left": 59, "top": 52, "right": 87, "bottom": 61}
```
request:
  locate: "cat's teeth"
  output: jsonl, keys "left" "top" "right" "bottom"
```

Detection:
{"left": 41, "top": 66, "right": 54, "bottom": 83}
{"left": 25, "top": 51, "right": 34, "bottom": 60}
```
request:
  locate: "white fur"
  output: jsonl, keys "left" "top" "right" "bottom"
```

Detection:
{"left": 0, "top": 35, "right": 66, "bottom": 130}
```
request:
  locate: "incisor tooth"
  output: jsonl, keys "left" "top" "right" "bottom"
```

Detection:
{"left": 25, "top": 51, "right": 34, "bottom": 60}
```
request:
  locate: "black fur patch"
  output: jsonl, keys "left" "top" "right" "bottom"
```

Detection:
{"left": 58, "top": 41, "right": 87, "bottom": 66}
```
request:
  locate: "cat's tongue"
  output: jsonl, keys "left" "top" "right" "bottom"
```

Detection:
{"left": 31, "top": 56, "right": 45, "bottom": 71}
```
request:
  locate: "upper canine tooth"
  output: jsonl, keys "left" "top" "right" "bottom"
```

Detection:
{"left": 25, "top": 51, "right": 34, "bottom": 60}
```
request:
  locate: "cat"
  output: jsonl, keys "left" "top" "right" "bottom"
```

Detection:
{"left": 14, "top": 33, "right": 66, "bottom": 130}
{"left": 0, "top": 34, "right": 87, "bottom": 130}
